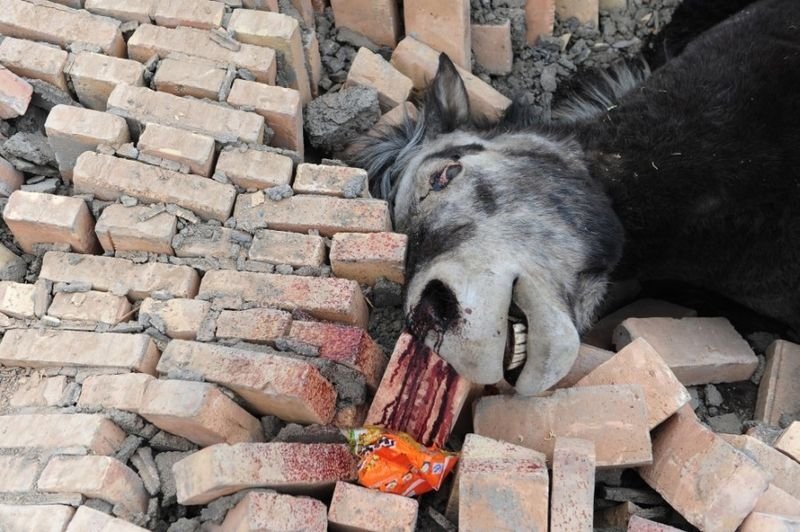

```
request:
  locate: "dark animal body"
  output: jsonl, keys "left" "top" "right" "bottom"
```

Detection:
{"left": 350, "top": 0, "right": 800, "bottom": 394}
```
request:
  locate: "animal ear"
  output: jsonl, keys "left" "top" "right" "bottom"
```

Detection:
{"left": 424, "top": 54, "right": 470, "bottom": 138}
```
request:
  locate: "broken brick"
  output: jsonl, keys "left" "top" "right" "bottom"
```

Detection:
{"left": 47, "top": 290, "right": 133, "bottom": 325}
{"left": 65, "top": 506, "right": 149, "bottom": 532}
{"left": 0, "top": 37, "right": 69, "bottom": 90}
{"left": 0, "top": 156, "right": 23, "bottom": 197}
{"left": 550, "top": 437, "right": 595, "bottom": 532}
{"left": 248, "top": 229, "right": 326, "bottom": 268}
{"left": 138, "top": 124, "right": 216, "bottom": 178}
{"left": 0, "top": 505, "right": 75, "bottom": 532}
{"left": 139, "top": 379, "right": 264, "bottom": 446}
{"left": 3, "top": 190, "right": 100, "bottom": 254}
{"left": 0, "top": 281, "right": 36, "bottom": 319}
{"left": 157, "top": 340, "right": 337, "bottom": 424}
{"left": 152, "top": 0, "right": 225, "bottom": 30}
{"left": 755, "top": 340, "right": 800, "bottom": 426}
{"left": 329, "top": 0, "right": 401, "bottom": 48}
{"left": 227, "top": 80, "right": 304, "bottom": 155}
{"left": 139, "top": 298, "right": 211, "bottom": 341}
{"left": 0, "top": 413, "right": 126, "bottom": 454}
{"left": 78, "top": 373, "right": 155, "bottom": 413}
{"left": 345, "top": 47, "right": 413, "bottom": 111}
{"left": 10, "top": 376, "right": 71, "bottom": 408}
{"left": 173, "top": 442, "right": 357, "bottom": 505}
{"left": 775, "top": 421, "right": 800, "bottom": 463}
{"left": 153, "top": 57, "right": 229, "bottom": 101}
{"left": 553, "top": 343, "right": 615, "bottom": 388}
{"left": 330, "top": 232, "right": 407, "bottom": 285}
{"left": 719, "top": 433, "right": 800, "bottom": 501}
{"left": 215, "top": 148, "right": 294, "bottom": 190}
{"left": 472, "top": 21, "right": 514, "bottom": 75}
{"left": 95, "top": 204, "right": 177, "bottom": 255}
{"left": 0, "top": 66, "right": 31, "bottom": 119}
{"left": 0, "top": 455, "right": 40, "bottom": 492}
{"left": 404, "top": 0, "right": 471, "bottom": 70}
{"left": 740, "top": 512, "right": 800, "bottom": 532}
{"left": 292, "top": 163, "right": 368, "bottom": 198}
{"left": 216, "top": 307, "right": 292, "bottom": 343}
{"left": 221, "top": 491, "right": 328, "bottom": 531}
{"left": 0, "top": 329, "right": 160, "bottom": 374}
{"left": 65, "top": 52, "right": 145, "bottom": 111}
{"left": 329, "top": 481, "right": 418, "bottom": 532}
{"left": 474, "top": 384, "right": 652, "bottom": 467}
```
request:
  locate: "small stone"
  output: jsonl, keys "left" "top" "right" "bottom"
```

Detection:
{"left": 704, "top": 384, "right": 724, "bottom": 407}
{"left": 707, "top": 413, "right": 743, "bottom": 434}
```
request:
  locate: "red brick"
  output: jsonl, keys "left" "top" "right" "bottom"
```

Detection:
{"left": 0, "top": 37, "right": 68, "bottom": 90}
{"left": 552, "top": 343, "right": 615, "bottom": 388}
{"left": 152, "top": 0, "right": 225, "bottom": 30}
{"left": 215, "top": 147, "right": 294, "bottom": 190}
{"left": 65, "top": 52, "right": 145, "bottom": 111}
{"left": 329, "top": 481, "right": 418, "bottom": 531}
{"left": 366, "top": 332, "right": 472, "bottom": 448}
{"left": 288, "top": 320, "right": 388, "bottom": 390}
{"left": 173, "top": 442, "right": 358, "bottom": 505}
{"left": 345, "top": 47, "right": 413, "bottom": 111}
{"left": 0, "top": 329, "right": 160, "bottom": 374}
{"left": 556, "top": 0, "right": 599, "bottom": 27}
{"left": 576, "top": 338, "right": 690, "bottom": 429}
{"left": 753, "top": 484, "right": 800, "bottom": 518}
{"left": 0, "top": 0, "right": 125, "bottom": 57}
{"left": 48, "top": 290, "right": 132, "bottom": 324}
{"left": 457, "top": 433, "right": 549, "bottom": 531}
{"left": 391, "top": 37, "right": 511, "bottom": 121}
{"left": 719, "top": 433, "right": 800, "bottom": 501}
{"left": 305, "top": 31, "right": 323, "bottom": 97}
{"left": 38, "top": 455, "right": 148, "bottom": 514}
{"left": 330, "top": 232, "right": 407, "bottom": 285}
{"left": 404, "top": 0, "right": 471, "bottom": 70}
{"left": 639, "top": 407, "right": 770, "bottom": 531}
{"left": 525, "top": 0, "right": 556, "bottom": 43}
{"left": 0, "top": 455, "right": 40, "bottom": 492}
{"left": 249, "top": 230, "right": 325, "bottom": 268}
{"left": 200, "top": 269, "right": 369, "bottom": 328}
{"left": 78, "top": 373, "right": 155, "bottom": 413}
{"left": 472, "top": 21, "right": 513, "bottom": 75}
{"left": 74, "top": 152, "right": 237, "bottom": 222}
{"left": 614, "top": 317, "right": 758, "bottom": 385}
{"left": 84, "top": 0, "right": 153, "bottom": 24}
{"left": 550, "top": 438, "right": 595, "bottom": 532}
{"left": 627, "top": 515, "right": 683, "bottom": 532}
{"left": 153, "top": 57, "right": 228, "bottom": 100}
{"left": 157, "top": 340, "right": 337, "bottom": 424}
{"left": 0, "top": 66, "right": 31, "bottom": 119}
{"left": 583, "top": 298, "right": 697, "bottom": 350}
{"left": 0, "top": 281, "right": 36, "bottom": 319}
{"left": 10, "top": 375, "right": 71, "bottom": 408}
{"left": 44, "top": 105, "right": 130, "bottom": 181}
{"left": 0, "top": 505, "right": 75, "bottom": 532}
{"left": 39, "top": 251, "right": 200, "bottom": 300}
{"left": 216, "top": 307, "right": 292, "bottom": 343}
{"left": 139, "top": 298, "right": 211, "bottom": 341}
{"left": 234, "top": 193, "right": 392, "bottom": 237}
{"left": 290, "top": 0, "right": 314, "bottom": 26}
{"left": 740, "top": 512, "right": 800, "bottom": 531}
{"left": 227, "top": 9, "right": 312, "bottom": 103}
{"left": 66, "top": 506, "right": 149, "bottom": 532}
{"left": 755, "top": 340, "right": 800, "bottom": 426}
{"left": 227, "top": 80, "right": 303, "bottom": 155}
{"left": 0, "top": 156, "right": 23, "bottom": 197}
{"left": 0, "top": 413, "right": 126, "bottom": 454}
{"left": 330, "top": 0, "right": 401, "bottom": 48}
{"left": 474, "top": 384, "right": 652, "bottom": 467}
{"left": 221, "top": 492, "right": 327, "bottom": 531}
{"left": 139, "top": 379, "right": 264, "bottom": 446}
{"left": 128, "top": 24, "right": 276, "bottom": 84}
{"left": 293, "top": 163, "right": 368, "bottom": 198}
{"left": 138, "top": 124, "right": 215, "bottom": 177}
{"left": 95, "top": 204, "right": 177, "bottom": 255}
{"left": 775, "top": 422, "right": 800, "bottom": 463}
{"left": 107, "top": 84, "right": 265, "bottom": 146}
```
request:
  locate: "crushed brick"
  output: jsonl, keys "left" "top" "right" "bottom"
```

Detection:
{"left": 138, "top": 123, "right": 216, "bottom": 178}
{"left": 248, "top": 229, "right": 326, "bottom": 268}
{"left": 474, "top": 384, "right": 652, "bottom": 467}
{"left": 0, "top": 66, "right": 31, "bottom": 119}
{"left": 288, "top": 320, "right": 387, "bottom": 390}
{"left": 227, "top": 80, "right": 303, "bottom": 155}
{"left": 614, "top": 317, "right": 759, "bottom": 385}
{"left": 216, "top": 307, "right": 292, "bottom": 343}
{"left": 65, "top": 505, "right": 149, "bottom": 532}
{"left": 44, "top": 105, "right": 130, "bottom": 181}
{"left": 107, "top": 84, "right": 265, "bottom": 145}
{"left": 153, "top": 56, "right": 228, "bottom": 100}
{"left": 330, "top": 0, "right": 401, "bottom": 48}
{"left": 95, "top": 204, "right": 177, "bottom": 255}
{"left": 152, "top": 0, "right": 225, "bottom": 30}
{"left": 222, "top": 491, "right": 328, "bottom": 531}
{"left": 330, "top": 232, "right": 407, "bottom": 285}
{"left": 139, "top": 298, "right": 211, "bottom": 341}
{"left": 128, "top": 24, "right": 276, "bottom": 83}
{"left": 329, "top": 481, "right": 418, "bottom": 531}
{"left": 74, "top": 152, "right": 236, "bottom": 222}
{"left": 0, "top": 37, "right": 68, "bottom": 90}
{"left": 157, "top": 340, "right": 337, "bottom": 424}
{"left": 345, "top": 47, "right": 413, "bottom": 111}
{"left": 38, "top": 455, "right": 148, "bottom": 515}
{"left": 293, "top": 163, "right": 368, "bottom": 198}
{"left": 391, "top": 36, "right": 511, "bottom": 121}
{"left": 472, "top": 21, "right": 514, "bottom": 75}
{"left": 0, "top": 156, "right": 24, "bottom": 197}
{"left": 0, "top": 281, "right": 36, "bottom": 319}
{"left": 0, "top": 505, "right": 75, "bottom": 532}
{"left": 404, "top": 0, "right": 471, "bottom": 69}
{"left": 39, "top": 251, "right": 200, "bottom": 300}
{"left": 775, "top": 421, "right": 800, "bottom": 463}
{"left": 47, "top": 290, "right": 132, "bottom": 324}
{"left": 234, "top": 193, "right": 392, "bottom": 237}
{"left": 0, "top": 329, "right": 160, "bottom": 374}
{"left": 139, "top": 379, "right": 264, "bottom": 446}
{"left": 755, "top": 340, "right": 800, "bottom": 426}
{"left": 551, "top": 437, "right": 595, "bottom": 532}
{"left": 719, "top": 433, "right": 800, "bottom": 501}
{"left": 215, "top": 148, "right": 294, "bottom": 190}
{"left": 0, "top": 414, "right": 126, "bottom": 454}
{"left": 65, "top": 52, "right": 145, "bottom": 111}
{"left": 78, "top": 373, "right": 155, "bottom": 413}
{"left": 0, "top": 0, "right": 125, "bottom": 57}
{"left": 3, "top": 190, "right": 100, "bottom": 254}
{"left": 227, "top": 9, "right": 312, "bottom": 103}
{"left": 173, "top": 442, "right": 357, "bottom": 505}
{"left": 639, "top": 406, "right": 770, "bottom": 531}
{"left": 84, "top": 0, "right": 153, "bottom": 24}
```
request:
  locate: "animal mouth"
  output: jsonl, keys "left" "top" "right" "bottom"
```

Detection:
{"left": 503, "top": 302, "right": 528, "bottom": 386}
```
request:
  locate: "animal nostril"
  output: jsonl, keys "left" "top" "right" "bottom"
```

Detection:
{"left": 409, "top": 280, "right": 461, "bottom": 337}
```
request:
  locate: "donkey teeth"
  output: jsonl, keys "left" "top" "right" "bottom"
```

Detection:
{"left": 506, "top": 322, "right": 528, "bottom": 371}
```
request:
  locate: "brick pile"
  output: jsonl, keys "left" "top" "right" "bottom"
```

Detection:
{"left": 0, "top": 0, "right": 797, "bottom": 530}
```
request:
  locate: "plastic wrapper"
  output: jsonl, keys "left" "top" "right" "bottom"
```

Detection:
{"left": 343, "top": 426, "right": 458, "bottom": 497}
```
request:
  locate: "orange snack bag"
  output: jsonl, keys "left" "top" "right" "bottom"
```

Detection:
{"left": 342, "top": 426, "right": 458, "bottom": 497}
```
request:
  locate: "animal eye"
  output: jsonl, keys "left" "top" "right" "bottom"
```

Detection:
{"left": 430, "top": 163, "right": 462, "bottom": 191}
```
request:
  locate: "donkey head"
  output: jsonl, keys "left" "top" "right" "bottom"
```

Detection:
{"left": 352, "top": 55, "right": 624, "bottom": 394}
